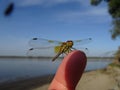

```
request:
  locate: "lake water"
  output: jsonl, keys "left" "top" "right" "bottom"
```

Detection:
{"left": 0, "top": 58, "right": 112, "bottom": 83}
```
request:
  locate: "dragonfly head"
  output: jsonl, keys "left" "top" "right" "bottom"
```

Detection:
{"left": 66, "top": 40, "right": 73, "bottom": 47}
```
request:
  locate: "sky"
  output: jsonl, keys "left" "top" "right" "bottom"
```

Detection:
{"left": 0, "top": 0, "right": 120, "bottom": 57}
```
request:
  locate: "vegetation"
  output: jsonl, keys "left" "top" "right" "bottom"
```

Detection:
{"left": 114, "top": 47, "right": 120, "bottom": 63}
{"left": 91, "top": 0, "right": 120, "bottom": 39}
{"left": 109, "top": 63, "right": 120, "bottom": 68}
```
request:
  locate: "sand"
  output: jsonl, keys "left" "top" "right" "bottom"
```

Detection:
{"left": 0, "top": 64, "right": 120, "bottom": 90}
{"left": 76, "top": 70, "right": 117, "bottom": 90}
{"left": 33, "top": 64, "right": 120, "bottom": 90}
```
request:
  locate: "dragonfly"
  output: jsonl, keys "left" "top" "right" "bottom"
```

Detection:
{"left": 28, "top": 38, "right": 92, "bottom": 61}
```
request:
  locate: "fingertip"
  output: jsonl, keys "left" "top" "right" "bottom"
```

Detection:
{"left": 65, "top": 50, "right": 87, "bottom": 89}
{"left": 49, "top": 50, "right": 87, "bottom": 90}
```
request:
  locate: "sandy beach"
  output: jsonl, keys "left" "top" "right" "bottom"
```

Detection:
{"left": 33, "top": 64, "right": 120, "bottom": 90}
{"left": 0, "top": 63, "right": 120, "bottom": 90}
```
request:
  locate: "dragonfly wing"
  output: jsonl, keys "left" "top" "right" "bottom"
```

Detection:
{"left": 72, "top": 47, "right": 89, "bottom": 54}
{"left": 72, "top": 38, "right": 92, "bottom": 54}
{"left": 29, "top": 38, "right": 63, "bottom": 48}
{"left": 27, "top": 45, "right": 62, "bottom": 57}
{"left": 73, "top": 38, "right": 92, "bottom": 46}
{"left": 27, "top": 47, "right": 55, "bottom": 57}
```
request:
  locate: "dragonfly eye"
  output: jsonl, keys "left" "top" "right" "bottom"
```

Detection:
{"left": 66, "top": 40, "right": 73, "bottom": 46}
{"left": 67, "top": 41, "right": 73, "bottom": 43}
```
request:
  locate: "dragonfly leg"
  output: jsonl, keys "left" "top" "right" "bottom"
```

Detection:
{"left": 65, "top": 49, "right": 72, "bottom": 55}
{"left": 69, "top": 49, "right": 73, "bottom": 52}
{"left": 64, "top": 52, "right": 68, "bottom": 55}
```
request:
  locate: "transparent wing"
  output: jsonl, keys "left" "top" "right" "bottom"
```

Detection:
{"left": 73, "top": 38, "right": 92, "bottom": 46}
{"left": 27, "top": 47, "right": 54, "bottom": 57}
{"left": 27, "top": 46, "right": 63, "bottom": 57}
{"left": 29, "top": 38, "right": 63, "bottom": 48}
{"left": 72, "top": 47, "right": 89, "bottom": 54}
{"left": 72, "top": 38, "right": 92, "bottom": 55}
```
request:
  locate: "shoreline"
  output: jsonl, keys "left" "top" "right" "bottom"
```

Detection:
{"left": 0, "top": 56, "right": 114, "bottom": 60}
{"left": 0, "top": 64, "right": 120, "bottom": 90}
{"left": 0, "top": 70, "right": 96, "bottom": 90}
{"left": 33, "top": 64, "right": 120, "bottom": 90}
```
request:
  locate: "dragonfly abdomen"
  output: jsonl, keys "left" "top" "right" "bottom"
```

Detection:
{"left": 52, "top": 52, "right": 62, "bottom": 61}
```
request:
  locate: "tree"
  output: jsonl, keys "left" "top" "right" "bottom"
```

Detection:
{"left": 91, "top": 0, "right": 120, "bottom": 39}
{"left": 111, "top": 19, "right": 120, "bottom": 39}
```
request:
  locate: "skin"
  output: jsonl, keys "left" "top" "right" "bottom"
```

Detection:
{"left": 49, "top": 50, "right": 87, "bottom": 90}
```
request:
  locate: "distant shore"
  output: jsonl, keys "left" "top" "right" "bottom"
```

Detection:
{"left": 0, "top": 55, "right": 114, "bottom": 60}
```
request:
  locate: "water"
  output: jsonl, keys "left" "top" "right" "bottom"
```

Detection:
{"left": 0, "top": 58, "right": 112, "bottom": 83}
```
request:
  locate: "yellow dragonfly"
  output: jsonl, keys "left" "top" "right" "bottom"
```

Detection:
{"left": 28, "top": 38, "right": 92, "bottom": 61}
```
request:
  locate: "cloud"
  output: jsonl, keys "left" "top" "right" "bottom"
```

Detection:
{"left": 16, "top": 0, "right": 44, "bottom": 7}
{"left": 15, "top": 0, "right": 88, "bottom": 7}
{"left": 54, "top": 7, "right": 111, "bottom": 23}
{"left": 86, "top": 8, "right": 108, "bottom": 16}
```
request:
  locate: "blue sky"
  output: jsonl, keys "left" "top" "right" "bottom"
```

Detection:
{"left": 0, "top": 0, "right": 120, "bottom": 56}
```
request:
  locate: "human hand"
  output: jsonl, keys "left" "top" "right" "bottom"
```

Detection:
{"left": 48, "top": 50, "right": 87, "bottom": 90}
